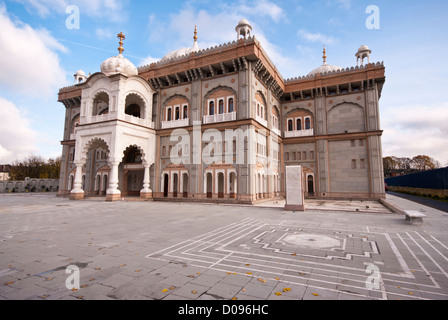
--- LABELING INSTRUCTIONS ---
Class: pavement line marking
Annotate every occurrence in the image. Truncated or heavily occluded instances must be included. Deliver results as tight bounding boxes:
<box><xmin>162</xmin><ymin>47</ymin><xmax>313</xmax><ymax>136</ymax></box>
<box><xmin>396</xmin><ymin>233</ymin><xmax>440</xmax><ymax>288</ymax></box>
<box><xmin>427</xmin><ymin>234</ymin><xmax>448</xmax><ymax>251</ymax></box>
<box><xmin>384</xmin><ymin>233</ymin><xmax>414</xmax><ymax>278</ymax></box>
<box><xmin>174</xmin><ymin>221</ymin><xmax>265</xmax><ymax>257</ymax></box>
<box><xmin>406</xmin><ymin>232</ymin><xmax>448</xmax><ymax>279</ymax></box>
<box><xmin>145</xmin><ymin>218</ymin><xmax>254</xmax><ymax>257</ymax></box>
<box><xmin>415</xmin><ymin>232</ymin><xmax>448</xmax><ymax>263</ymax></box>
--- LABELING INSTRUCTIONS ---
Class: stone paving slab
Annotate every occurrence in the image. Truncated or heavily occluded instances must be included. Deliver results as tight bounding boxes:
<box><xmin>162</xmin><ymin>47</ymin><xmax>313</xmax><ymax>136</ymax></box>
<box><xmin>1</xmin><ymin>193</ymin><xmax>448</xmax><ymax>302</ymax></box>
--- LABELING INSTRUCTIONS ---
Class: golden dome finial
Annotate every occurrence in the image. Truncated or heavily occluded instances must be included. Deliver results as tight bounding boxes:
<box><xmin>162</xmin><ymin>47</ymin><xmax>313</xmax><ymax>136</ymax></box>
<box><xmin>117</xmin><ymin>32</ymin><xmax>126</xmax><ymax>55</ymax></box>
<box><xmin>193</xmin><ymin>25</ymin><xmax>198</xmax><ymax>42</ymax></box>
<box><xmin>323</xmin><ymin>45</ymin><xmax>327</xmax><ymax>64</ymax></box>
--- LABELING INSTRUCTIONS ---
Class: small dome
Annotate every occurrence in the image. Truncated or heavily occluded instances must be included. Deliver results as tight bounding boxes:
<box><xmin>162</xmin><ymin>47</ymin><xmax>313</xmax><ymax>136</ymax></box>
<box><xmin>308</xmin><ymin>63</ymin><xmax>342</xmax><ymax>76</ymax></box>
<box><xmin>100</xmin><ymin>53</ymin><xmax>138</xmax><ymax>77</ymax></box>
<box><xmin>358</xmin><ymin>45</ymin><xmax>371</xmax><ymax>52</ymax></box>
<box><xmin>237</xmin><ymin>18</ymin><xmax>251</xmax><ymax>26</ymax></box>
<box><xmin>75</xmin><ymin>70</ymin><xmax>85</xmax><ymax>76</ymax></box>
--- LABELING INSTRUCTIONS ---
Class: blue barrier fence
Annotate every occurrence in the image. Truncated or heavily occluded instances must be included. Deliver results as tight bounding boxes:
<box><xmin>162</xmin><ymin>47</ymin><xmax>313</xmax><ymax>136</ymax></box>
<box><xmin>386</xmin><ymin>167</ymin><xmax>448</xmax><ymax>190</ymax></box>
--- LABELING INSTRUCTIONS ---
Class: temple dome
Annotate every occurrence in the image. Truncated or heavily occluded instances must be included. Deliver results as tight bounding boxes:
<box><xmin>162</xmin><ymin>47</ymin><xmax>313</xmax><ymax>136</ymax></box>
<box><xmin>100</xmin><ymin>32</ymin><xmax>138</xmax><ymax>77</ymax></box>
<box><xmin>161</xmin><ymin>26</ymin><xmax>199</xmax><ymax>62</ymax></box>
<box><xmin>100</xmin><ymin>53</ymin><xmax>138</xmax><ymax>77</ymax></box>
<box><xmin>307</xmin><ymin>63</ymin><xmax>342</xmax><ymax>76</ymax></box>
<box><xmin>161</xmin><ymin>45</ymin><xmax>198</xmax><ymax>62</ymax></box>
<box><xmin>308</xmin><ymin>46</ymin><xmax>342</xmax><ymax>76</ymax></box>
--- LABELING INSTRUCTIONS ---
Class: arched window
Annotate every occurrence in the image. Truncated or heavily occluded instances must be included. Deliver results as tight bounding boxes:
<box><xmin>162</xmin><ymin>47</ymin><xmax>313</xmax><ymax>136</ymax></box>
<box><xmin>175</xmin><ymin>106</ymin><xmax>180</xmax><ymax>120</ymax></box>
<box><xmin>167</xmin><ymin>108</ymin><xmax>172</xmax><ymax>121</ymax></box>
<box><xmin>296</xmin><ymin>118</ymin><xmax>302</xmax><ymax>131</ymax></box>
<box><xmin>218</xmin><ymin>100</ymin><xmax>224</xmax><ymax>114</ymax></box>
<box><xmin>228</xmin><ymin>98</ymin><xmax>234</xmax><ymax>113</ymax></box>
<box><xmin>125</xmin><ymin>104</ymin><xmax>141</xmax><ymax>118</ymax></box>
<box><xmin>125</xmin><ymin>93</ymin><xmax>145</xmax><ymax>119</ymax></box>
<box><xmin>183</xmin><ymin>105</ymin><xmax>188</xmax><ymax>119</ymax></box>
<box><xmin>305</xmin><ymin>117</ymin><xmax>311</xmax><ymax>130</ymax></box>
<box><xmin>209</xmin><ymin>101</ymin><xmax>215</xmax><ymax>115</ymax></box>
<box><xmin>288</xmin><ymin>119</ymin><xmax>293</xmax><ymax>131</ymax></box>
<box><xmin>124</xmin><ymin>147</ymin><xmax>142</xmax><ymax>164</ymax></box>
<box><xmin>92</xmin><ymin>92</ymin><xmax>109</xmax><ymax>116</ymax></box>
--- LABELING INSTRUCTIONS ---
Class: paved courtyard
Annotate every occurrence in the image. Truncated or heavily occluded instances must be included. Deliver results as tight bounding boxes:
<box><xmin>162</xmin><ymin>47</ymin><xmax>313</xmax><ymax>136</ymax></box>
<box><xmin>1</xmin><ymin>193</ymin><xmax>448</xmax><ymax>301</ymax></box>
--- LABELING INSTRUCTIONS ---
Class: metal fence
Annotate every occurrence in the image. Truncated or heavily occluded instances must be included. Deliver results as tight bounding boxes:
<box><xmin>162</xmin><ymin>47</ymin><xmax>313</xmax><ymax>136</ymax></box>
<box><xmin>386</xmin><ymin>167</ymin><xmax>448</xmax><ymax>190</ymax></box>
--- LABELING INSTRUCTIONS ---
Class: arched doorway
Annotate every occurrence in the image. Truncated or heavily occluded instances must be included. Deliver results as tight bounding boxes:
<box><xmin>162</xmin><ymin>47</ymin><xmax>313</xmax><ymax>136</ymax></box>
<box><xmin>173</xmin><ymin>173</ymin><xmax>178</xmax><ymax>198</ymax></box>
<box><xmin>102</xmin><ymin>175</ymin><xmax>108</xmax><ymax>195</ymax></box>
<box><xmin>307</xmin><ymin>175</ymin><xmax>314</xmax><ymax>196</ymax></box>
<box><xmin>206</xmin><ymin>173</ymin><xmax>213</xmax><ymax>198</ymax></box>
<box><xmin>229</xmin><ymin>172</ymin><xmax>236</xmax><ymax>199</ymax></box>
<box><xmin>182</xmin><ymin>173</ymin><xmax>188</xmax><ymax>198</ymax></box>
<box><xmin>163</xmin><ymin>174</ymin><xmax>169</xmax><ymax>198</ymax></box>
<box><xmin>217</xmin><ymin>172</ymin><xmax>224</xmax><ymax>198</ymax></box>
<box><xmin>122</xmin><ymin>146</ymin><xmax>144</xmax><ymax>197</ymax></box>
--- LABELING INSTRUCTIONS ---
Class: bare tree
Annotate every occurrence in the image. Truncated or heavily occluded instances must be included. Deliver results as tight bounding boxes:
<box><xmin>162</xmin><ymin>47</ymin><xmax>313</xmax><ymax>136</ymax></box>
<box><xmin>9</xmin><ymin>156</ymin><xmax>60</xmax><ymax>180</ymax></box>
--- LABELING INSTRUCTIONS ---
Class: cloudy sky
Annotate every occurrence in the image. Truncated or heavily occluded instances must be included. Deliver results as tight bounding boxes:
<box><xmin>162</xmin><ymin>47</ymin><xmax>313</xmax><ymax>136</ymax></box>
<box><xmin>0</xmin><ymin>0</ymin><xmax>447</xmax><ymax>165</ymax></box>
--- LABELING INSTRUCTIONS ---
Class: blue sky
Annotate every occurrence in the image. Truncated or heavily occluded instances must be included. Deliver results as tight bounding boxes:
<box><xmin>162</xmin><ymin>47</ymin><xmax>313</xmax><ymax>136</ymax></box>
<box><xmin>1</xmin><ymin>0</ymin><xmax>447</xmax><ymax>165</ymax></box>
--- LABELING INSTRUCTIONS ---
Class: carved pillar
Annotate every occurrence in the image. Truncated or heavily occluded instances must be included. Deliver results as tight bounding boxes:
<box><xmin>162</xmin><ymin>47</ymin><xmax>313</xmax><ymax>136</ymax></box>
<box><xmin>106</xmin><ymin>161</ymin><xmax>121</xmax><ymax>201</ymax></box>
<box><xmin>70</xmin><ymin>162</ymin><xmax>85</xmax><ymax>200</ymax></box>
<box><xmin>140</xmin><ymin>164</ymin><xmax>152</xmax><ymax>199</ymax></box>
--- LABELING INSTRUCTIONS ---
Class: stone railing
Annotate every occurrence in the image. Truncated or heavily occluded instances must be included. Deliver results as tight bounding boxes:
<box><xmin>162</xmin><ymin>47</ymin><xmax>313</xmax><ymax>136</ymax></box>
<box><xmin>161</xmin><ymin>118</ymin><xmax>189</xmax><ymax>129</ymax></box>
<box><xmin>203</xmin><ymin>112</ymin><xmax>236</xmax><ymax>124</ymax></box>
<box><xmin>284</xmin><ymin>128</ymin><xmax>314</xmax><ymax>138</ymax></box>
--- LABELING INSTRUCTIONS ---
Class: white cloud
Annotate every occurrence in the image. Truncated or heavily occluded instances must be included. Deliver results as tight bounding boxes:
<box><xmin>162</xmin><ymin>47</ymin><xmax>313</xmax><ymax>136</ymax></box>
<box><xmin>334</xmin><ymin>0</ymin><xmax>351</xmax><ymax>9</ymax></box>
<box><xmin>381</xmin><ymin>103</ymin><xmax>448</xmax><ymax>163</ymax></box>
<box><xmin>0</xmin><ymin>97</ymin><xmax>39</xmax><ymax>163</ymax></box>
<box><xmin>297</xmin><ymin>29</ymin><xmax>337</xmax><ymax>45</ymax></box>
<box><xmin>237</xmin><ymin>0</ymin><xmax>284</xmax><ymax>22</ymax></box>
<box><xmin>15</xmin><ymin>0</ymin><xmax>126</xmax><ymax>21</ymax></box>
<box><xmin>0</xmin><ymin>5</ymin><xmax>68</xmax><ymax>98</ymax></box>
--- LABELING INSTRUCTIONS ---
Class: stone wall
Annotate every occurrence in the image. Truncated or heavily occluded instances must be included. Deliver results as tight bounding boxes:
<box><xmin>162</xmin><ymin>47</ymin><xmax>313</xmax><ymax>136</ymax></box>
<box><xmin>0</xmin><ymin>177</ymin><xmax>59</xmax><ymax>193</ymax></box>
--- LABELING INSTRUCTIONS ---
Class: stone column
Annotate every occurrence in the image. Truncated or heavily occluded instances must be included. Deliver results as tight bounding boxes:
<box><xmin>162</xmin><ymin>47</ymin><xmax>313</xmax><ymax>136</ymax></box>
<box><xmin>70</xmin><ymin>162</ymin><xmax>85</xmax><ymax>200</ymax></box>
<box><xmin>140</xmin><ymin>164</ymin><xmax>152</xmax><ymax>199</ymax></box>
<box><xmin>284</xmin><ymin>165</ymin><xmax>305</xmax><ymax>211</ymax></box>
<box><xmin>106</xmin><ymin>161</ymin><xmax>121</xmax><ymax>201</ymax></box>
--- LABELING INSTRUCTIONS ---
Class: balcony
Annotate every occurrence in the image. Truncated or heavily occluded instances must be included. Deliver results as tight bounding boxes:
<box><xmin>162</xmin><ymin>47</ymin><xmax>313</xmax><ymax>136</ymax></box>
<box><xmin>284</xmin><ymin>128</ymin><xmax>314</xmax><ymax>138</ymax></box>
<box><xmin>80</xmin><ymin>113</ymin><xmax>154</xmax><ymax>129</ymax></box>
<box><xmin>271</xmin><ymin>127</ymin><xmax>281</xmax><ymax>136</ymax></box>
<box><xmin>203</xmin><ymin>112</ymin><xmax>236</xmax><ymax>124</ymax></box>
<box><xmin>124</xmin><ymin>114</ymin><xmax>151</xmax><ymax>127</ymax></box>
<box><xmin>162</xmin><ymin>118</ymin><xmax>189</xmax><ymax>129</ymax></box>
<box><xmin>255</xmin><ymin>115</ymin><xmax>268</xmax><ymax>127</ymax></box>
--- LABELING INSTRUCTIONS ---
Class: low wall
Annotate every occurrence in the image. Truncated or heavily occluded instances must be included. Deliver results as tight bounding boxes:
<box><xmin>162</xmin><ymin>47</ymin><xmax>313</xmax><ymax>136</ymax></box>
<box><xmin>388</xmin><ymin>186</ymin><xmax>448</xmax><ymax>199</ymax></box>
<box><xmin>0</xmin><ymin>177</ymin><xmax>59</xmax><ymax>193</ymax></box>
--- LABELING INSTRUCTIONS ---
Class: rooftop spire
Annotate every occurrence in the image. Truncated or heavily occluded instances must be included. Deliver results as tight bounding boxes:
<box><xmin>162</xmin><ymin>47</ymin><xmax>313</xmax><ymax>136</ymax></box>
<box><xmin>323</xmin><ymin>45</ymin><xmax>327</xmax><ymax>64</ymax></box>
<box><xmin>117</xmin><ymin>32</ymin><xmax>126</xmax><ymax>55</ymax></box>
<box><xmin>193</xmin><ymin>25</ymin><xmax>198</xmax><ymax>42</ymax></box>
